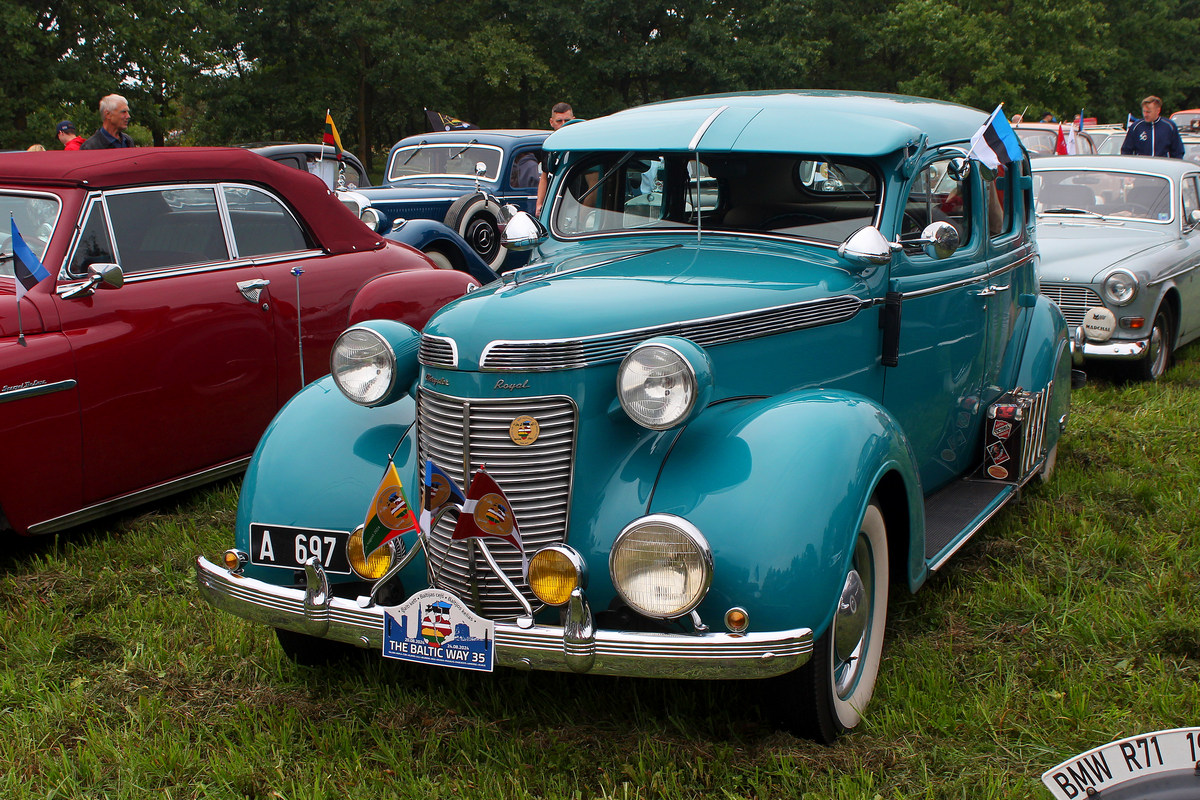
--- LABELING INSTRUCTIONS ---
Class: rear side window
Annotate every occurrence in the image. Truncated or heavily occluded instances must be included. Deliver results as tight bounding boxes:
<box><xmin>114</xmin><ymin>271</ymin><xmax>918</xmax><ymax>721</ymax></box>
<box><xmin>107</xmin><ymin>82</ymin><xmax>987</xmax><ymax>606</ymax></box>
<box><xmin>223</xmin><ymin>186</ymin><xmax>309</xmax><ymax>257</ymax></box>
<box><xmin>105</xmin><ymin>188</ymin><xmax>229</xmax><ymax>273</ymax></box>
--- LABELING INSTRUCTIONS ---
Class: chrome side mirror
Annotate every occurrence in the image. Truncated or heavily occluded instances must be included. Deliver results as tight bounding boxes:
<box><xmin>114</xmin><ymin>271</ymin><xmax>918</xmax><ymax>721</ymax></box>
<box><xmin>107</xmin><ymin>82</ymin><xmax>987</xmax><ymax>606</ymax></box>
<box><xmin>839</xmin><ymin>226</ymin><xmax>896</xmax><ymax>266</ymax></box>
<box><xmin>501</xmin><ymin>208</ymin><xmax>548</xmax><ymax>251</ymax></box>
<box><xmin>62</xmin><ymin>262</ymin><xmax>124</xmax><ymax>300</ymax></box>
<box><xmin>916</xmin><ymin>220</ymin><xmax>961</xmax><ymax>259</ymax></box>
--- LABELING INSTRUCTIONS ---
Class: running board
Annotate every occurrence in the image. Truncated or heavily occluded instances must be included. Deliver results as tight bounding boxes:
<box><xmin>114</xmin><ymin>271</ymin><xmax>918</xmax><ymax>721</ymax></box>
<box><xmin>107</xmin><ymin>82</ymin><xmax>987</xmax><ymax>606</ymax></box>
<box><xmin>923</xmin><ymin>479</ymin><xmax>1015</xmax><ymax>570</ymax></box>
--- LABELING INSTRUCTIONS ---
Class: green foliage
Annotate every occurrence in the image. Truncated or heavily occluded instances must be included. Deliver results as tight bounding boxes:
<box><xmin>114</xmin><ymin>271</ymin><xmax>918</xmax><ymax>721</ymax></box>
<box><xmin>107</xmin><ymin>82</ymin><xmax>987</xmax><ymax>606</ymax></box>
<box><xmin>9</xmin><ymin>0</ymin><xmax>1200</xmax><ymax>154</ymax></box>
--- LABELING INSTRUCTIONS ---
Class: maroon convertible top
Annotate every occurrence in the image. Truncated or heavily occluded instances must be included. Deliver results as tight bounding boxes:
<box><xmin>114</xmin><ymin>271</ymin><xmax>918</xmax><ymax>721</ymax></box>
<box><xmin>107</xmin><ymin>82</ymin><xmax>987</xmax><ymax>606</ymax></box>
<box><xmin>0</xmin><ymin>147</ymin><xmax>384</xmax><ymax>256</ymax></box>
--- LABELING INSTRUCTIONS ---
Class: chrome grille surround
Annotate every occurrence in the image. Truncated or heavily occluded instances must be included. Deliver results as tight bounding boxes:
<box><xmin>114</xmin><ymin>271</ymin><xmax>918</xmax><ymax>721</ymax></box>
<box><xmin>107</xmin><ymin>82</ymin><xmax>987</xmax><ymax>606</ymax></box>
<box><xmin>479</xmin><ymin>294</ymin><xmax>866</xmax><ymax>372</ymax></box>
<box><xmin>418</xmin><ymin>388</ymin><xmax>577</xmax><ymax>620</ymax></box>
<box><xmin>1040</xmin><ymin>284</ymin><xmax>1103</xmax><ymax>330</ymax></box>
<box><xmin>419</xmin><ymin>335</ymin><xmax>458</xmax><ymax>368</ymax></box>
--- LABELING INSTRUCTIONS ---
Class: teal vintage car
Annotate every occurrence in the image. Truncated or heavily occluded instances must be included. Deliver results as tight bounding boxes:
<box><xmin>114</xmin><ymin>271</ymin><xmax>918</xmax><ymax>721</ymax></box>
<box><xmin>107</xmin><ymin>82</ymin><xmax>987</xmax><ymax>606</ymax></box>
<box><xmin>196</xmin><ymin>91</ymin><xmax>1072</xmax><ymax>742</ymax></box>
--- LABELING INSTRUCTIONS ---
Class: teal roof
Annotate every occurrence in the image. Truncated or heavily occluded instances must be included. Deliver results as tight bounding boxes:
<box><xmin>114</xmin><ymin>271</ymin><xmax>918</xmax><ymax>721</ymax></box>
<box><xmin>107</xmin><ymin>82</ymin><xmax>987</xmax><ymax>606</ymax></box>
<box><xmin>546</xmin><ymin>90</ymin><xmax>988</xmax><ymax>157</ymax></box>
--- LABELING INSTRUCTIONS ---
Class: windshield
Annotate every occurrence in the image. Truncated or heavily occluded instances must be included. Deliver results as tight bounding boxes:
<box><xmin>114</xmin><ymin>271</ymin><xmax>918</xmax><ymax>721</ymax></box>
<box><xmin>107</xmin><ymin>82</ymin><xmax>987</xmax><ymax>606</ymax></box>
<box><xmin>0</xmin><ymin>194</ymin><xmax>60</xmax><ymax>278</ymax></box>
<box><xmin>386</xmin><ymin>143</ymin><xmax>503</xmax><ymax>183</ymax></box>
<box><xmin>551</xmin><ymin>152</ymin><xmax>881</xmax><ymax>244</ymax></box>
<box><xmin>1034</xmin><ymin>170</ymin><xmax>1172</xmax><ymax>221</ymax></box>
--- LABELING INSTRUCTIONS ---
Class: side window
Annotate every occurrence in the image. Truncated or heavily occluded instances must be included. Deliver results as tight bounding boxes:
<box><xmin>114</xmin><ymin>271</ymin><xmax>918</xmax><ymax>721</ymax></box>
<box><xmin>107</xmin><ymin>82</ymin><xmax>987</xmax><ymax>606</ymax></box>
<box><xmin>510</xmin><ymin>150</ymin><xmax>541</xmax><ymax>189</ymax></box>
<box><xmin>903</xmin><ymin>158</ymin><xmax>972</xmax><ymax>247</ymax></box>
<box><xmin>223</xmin><ymin>186</ymin><xmax>310</xmax><ymax>257</ymax></box>
<box><xmin>105</xmin><ymin>188</ymin><xmax>228</xmax><ymax>273</ymax></box>
<box><xmin>69</xmin><ymin>200</ymin><xmax>115</xmax><ymax>275</ymax></box>
<box><xmin>1182</xmin><ymin>176</ymin><xmax>1199</xmax><ymax>219</ymax></box>
<box><xmin>986</xmin><ymin>165</ymin><xmax>1013</xmax><ymax>238</ymax></box>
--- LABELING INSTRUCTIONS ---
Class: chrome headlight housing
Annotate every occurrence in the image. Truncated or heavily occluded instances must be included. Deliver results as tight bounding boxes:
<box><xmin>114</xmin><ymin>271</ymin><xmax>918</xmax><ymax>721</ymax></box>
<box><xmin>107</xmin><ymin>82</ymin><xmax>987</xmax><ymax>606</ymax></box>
<box><xmin>330</xmin><ymin>321</ymin><xmax>420</xmax><ymax>407</ymax></box>
<box><xmin>1102</xmin><ymin>269</ymin><xmax>1138</xmax><ymax>306</ymax></box>
<box><xmin>609</xmin><ymin>515</ymin><xmax>713</xmax><ymax>619</ymax></box>
<box><xmin>617</xmin><ymin>337</ymin><xmax>713</xmax><ymax>430</ymax></box>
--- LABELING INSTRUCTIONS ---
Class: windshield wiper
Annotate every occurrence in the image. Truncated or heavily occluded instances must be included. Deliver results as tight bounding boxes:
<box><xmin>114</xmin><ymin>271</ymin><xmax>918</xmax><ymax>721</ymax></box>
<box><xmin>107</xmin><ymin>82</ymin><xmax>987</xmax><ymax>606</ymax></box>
<box><xmin>1041</xmin><ymin>207</ymin><xmax>1106</xmax><ymax>219</ymax></box>
<box><xmin>447</xmin><ymin>139</ymin><xmax>479</xmax><ymax>161</ymax></box>
<box><xmin>400</xmin><ymin>140</ymin><xmax>429</xmax><ymax>167</ymax></box>
<box><xmin>577</xmin><ymin>151</ymin><xmax>636</xmax><ymax>206</ymax></box>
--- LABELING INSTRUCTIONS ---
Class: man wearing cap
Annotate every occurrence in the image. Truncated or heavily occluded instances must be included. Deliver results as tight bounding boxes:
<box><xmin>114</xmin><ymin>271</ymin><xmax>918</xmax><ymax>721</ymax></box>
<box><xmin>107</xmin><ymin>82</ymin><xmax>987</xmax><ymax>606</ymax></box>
<box><xmin>80</xmin><ymin>94</ymin><xmax>135</xmax><ymax>150</ymax></box>
<box><xmin>56</xmin><ymin>121</ymin><xmax>85</xmax><ymax>151</ymax></box>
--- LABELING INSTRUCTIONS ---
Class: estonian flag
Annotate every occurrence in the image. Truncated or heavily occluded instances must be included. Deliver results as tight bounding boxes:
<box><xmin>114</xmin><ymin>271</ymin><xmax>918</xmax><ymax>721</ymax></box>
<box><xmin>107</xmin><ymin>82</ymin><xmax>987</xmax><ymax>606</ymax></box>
<box><xmin>11</xmin><ymin>217</ymin><xmax>50</xmax><ymax>303</ymax></box>
<box><xmin>967</xmin><ymin>105</ymin><xmax>1024</xmax><ymax>170</ymax></box>
<box><xmin>419</xmin><ymin>459</ymin><xmax>467</xmax><ymax>533</ymax></box>
<box><xmin>322</xmin><ymin>110</ymin><xmax>344</xmax><ymax>159</ymax></box>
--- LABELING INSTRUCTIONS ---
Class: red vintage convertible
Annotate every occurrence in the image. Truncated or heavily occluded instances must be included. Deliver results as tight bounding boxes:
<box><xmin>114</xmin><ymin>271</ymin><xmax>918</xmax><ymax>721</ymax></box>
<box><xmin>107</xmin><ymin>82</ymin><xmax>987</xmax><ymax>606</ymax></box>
<box><xmin>1</xmin><ymin>148</ymin><xmax>487</xmax><ymax>536</ymax></box>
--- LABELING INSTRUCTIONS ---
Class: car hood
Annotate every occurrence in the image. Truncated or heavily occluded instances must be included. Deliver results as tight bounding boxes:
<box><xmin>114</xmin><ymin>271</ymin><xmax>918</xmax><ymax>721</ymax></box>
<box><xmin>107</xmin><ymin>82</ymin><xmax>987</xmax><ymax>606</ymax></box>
<box><xmin>358</xmin><ymin>180</ymin><xmax>490</xmax><ymax>201</ymax></box>
<box><xmin>424</xmin><ymin>238</ymin><xmax>868</xmax><ymax>368</ymax></box>
<box><xmin>1036</xmin><ymin>223</ymin><xmax>1171</xmax><ymax>283</ymax></box>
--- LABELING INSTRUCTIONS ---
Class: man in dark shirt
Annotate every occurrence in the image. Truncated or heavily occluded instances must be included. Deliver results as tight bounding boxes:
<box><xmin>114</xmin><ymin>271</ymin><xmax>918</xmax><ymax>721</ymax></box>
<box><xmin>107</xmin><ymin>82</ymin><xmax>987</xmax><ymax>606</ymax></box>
<box><xmin>80</xmin><ymin>94</ymin><xmax>135</xmax><ymax>150</ymax></box>
<box><xmin>1121</xmin><ymin>95</ymin><xmax>1184</xmax><ymax>158</ymax></box>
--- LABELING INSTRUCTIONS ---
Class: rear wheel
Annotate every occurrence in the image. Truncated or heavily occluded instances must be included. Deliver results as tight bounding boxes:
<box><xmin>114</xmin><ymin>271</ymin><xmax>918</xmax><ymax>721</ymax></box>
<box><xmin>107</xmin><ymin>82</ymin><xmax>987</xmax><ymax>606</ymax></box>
<box><xmin>771</xmin><ymin>501</ymin><xmax>889</xmax><ymax>743</ymax></box>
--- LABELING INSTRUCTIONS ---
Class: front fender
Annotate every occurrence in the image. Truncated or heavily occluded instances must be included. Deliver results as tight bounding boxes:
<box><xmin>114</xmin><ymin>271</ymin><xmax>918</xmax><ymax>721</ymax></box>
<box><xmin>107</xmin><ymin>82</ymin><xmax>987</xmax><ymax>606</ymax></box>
<box><xmin>647</xmin><ymin>390</ymin><xmax>924</xmax><ymax>637</ymax></box>
<box><xmin>234</xmin><ymin>376</ymin><xmax>420</xmax><ymax>583</ymax></box>
<box><xmin>1016</xmin><ymin>295</ymin><xmax>1072</xmax><ymax>450</ymax></box>
<box><xmin>348</xmin><ymin>263</ymin><xmax>481</xmax><ymax>330</ymax></box>
<box><xmin>385</xmin><ymin>219</ymin><xmax>498</xmax><ymax>284</ymax></box>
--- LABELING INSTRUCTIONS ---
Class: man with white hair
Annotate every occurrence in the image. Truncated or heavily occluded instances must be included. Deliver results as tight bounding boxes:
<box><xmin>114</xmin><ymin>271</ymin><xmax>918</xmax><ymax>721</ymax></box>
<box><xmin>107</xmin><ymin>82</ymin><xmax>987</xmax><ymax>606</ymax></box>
<box><xmin>80</xmin><ymin>94</ymin><xmax>135</xmax><ymax>150</ymax></box>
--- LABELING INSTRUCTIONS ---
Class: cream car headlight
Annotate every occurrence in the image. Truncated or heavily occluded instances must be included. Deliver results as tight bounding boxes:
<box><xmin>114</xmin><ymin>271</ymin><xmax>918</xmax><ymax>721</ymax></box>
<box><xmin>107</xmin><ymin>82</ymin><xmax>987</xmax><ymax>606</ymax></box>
<box><xmin>1102</xmin><ymin>269</ymin><xmax>1138</xmax><ymax>306</ymax></box>
<box><xmin>617</xmin><ymin>337</ymin><xmax>713</xmax><ymax>430</ymax></box>
<box><xmin>609</xmin><ymin>515</ymin><xmax>713</xmax><ymax>619</ymax></box>
<box><xmin>330</xmin><ymin>322</ymin><xmax>421</xmax><ymax>407</ymax></box>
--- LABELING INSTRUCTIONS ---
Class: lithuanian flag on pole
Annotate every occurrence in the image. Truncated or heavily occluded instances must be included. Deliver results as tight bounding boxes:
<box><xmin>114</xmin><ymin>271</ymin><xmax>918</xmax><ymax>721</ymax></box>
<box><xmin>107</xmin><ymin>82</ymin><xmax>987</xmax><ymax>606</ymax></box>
<box><xmin>363</xmin><ymin>459</ymin><xmax>419</xmax><ymax>555</ymax></box>
<box><xmin>323</xmin><ymin>110</ymin><xmax>343</xmax><ymax>159</ymax></box>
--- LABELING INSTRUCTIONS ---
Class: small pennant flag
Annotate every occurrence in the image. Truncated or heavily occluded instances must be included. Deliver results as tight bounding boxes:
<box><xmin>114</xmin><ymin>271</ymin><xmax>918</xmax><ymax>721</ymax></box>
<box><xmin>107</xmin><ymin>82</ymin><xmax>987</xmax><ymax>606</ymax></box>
<box><xmin>11</xmin><ymin>217</ymin><xmax>51</xmax><ymax>303</ymax></box>
<box><xmin>967</xmin><ymin>104</ymin><xmax>1024</xmax><ymax>170</ymax></box>
<box><xmin>425</xmin><ymin>108</ymin><xmax>479</xmax><ymax>132</ymax></box>
<box><xmin>452</xmin><ymin>468</ymin><xmax>525</xmax><ymax>571</ymax></box>
<box><xmin>1055</xmin><ymin>125</ymin><xmax>1068</xmax><ymax>155</ymax></box>
<box><xmin>419</xmin><ymin>459</ymin><xmax>466</xmax><ymax>533</ymax></box>
<box><xmin>363</xmin><ymin>459</ymin><xmax>419</xmax><ymax>555</ymax></box>
<box><xmin>323</xmin><ymin>110</ymin><xmax>343</xmax><ymax>159</ymax></box>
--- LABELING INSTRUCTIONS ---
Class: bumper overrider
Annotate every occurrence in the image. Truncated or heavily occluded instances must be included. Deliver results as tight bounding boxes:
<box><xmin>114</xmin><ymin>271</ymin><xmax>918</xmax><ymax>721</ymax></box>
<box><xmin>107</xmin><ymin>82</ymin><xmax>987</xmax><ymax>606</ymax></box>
<box><xmin>194</xmin><ymin>556</ymin><xmax>813</xmax><ymax>680</ymax></box>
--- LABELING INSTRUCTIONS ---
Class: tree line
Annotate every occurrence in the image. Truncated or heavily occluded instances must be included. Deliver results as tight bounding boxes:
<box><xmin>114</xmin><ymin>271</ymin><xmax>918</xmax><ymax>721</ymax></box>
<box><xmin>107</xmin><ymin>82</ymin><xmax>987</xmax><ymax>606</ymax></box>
<box><xmin>5</xmin><ymin>0</ymin><xmax>1200</xmax><ymax>171</ymax></box>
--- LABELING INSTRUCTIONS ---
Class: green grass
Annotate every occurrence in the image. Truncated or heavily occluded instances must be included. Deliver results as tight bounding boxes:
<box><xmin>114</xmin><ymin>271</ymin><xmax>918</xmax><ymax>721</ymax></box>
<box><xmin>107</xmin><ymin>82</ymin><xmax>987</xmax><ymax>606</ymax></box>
<box><xmin>3</xmin><ymin>343</ymin><xmax>1199</xmax><ymax>799</ymax></box>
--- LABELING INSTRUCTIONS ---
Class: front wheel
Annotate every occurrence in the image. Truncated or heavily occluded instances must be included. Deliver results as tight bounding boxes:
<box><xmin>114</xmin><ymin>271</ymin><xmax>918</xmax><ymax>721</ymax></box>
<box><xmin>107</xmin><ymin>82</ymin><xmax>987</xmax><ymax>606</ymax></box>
<box><xmin>1125</xmin><ymin>306</ymin><xmax>1173</xmax><ymax>382</ymax></box>
<box><xmin>444</xmin><ymin>193</ymin><xmax>506</xmax><ymax>270</ymax></box>
<box><xmin>770</xmin><ymin>501</ymin><xmax>889</xmax><ymax>743</ymax></box>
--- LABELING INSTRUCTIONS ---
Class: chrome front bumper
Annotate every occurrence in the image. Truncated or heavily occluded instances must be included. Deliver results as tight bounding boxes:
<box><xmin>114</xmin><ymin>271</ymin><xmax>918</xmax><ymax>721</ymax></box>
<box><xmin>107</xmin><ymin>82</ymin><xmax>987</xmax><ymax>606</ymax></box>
<box><xmin>1071</xmin><ymin>325</ymin><xmax>1148</xmax><ymax>362</ymax></box>
<box><xmin>195</xmin><ymin>556</ymin><xmax>813</xmax><ymax>680</ymax></box>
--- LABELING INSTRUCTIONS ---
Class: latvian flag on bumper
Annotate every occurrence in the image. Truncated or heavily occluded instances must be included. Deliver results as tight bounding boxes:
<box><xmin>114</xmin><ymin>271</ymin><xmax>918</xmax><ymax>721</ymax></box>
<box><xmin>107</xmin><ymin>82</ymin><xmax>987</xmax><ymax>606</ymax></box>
<box><xmin>967</xmin><ymin>105</ymin><xmax>1024</xmax><ymax>170</ymax></box>
<box><xmin>11</xmin><ymin>217</ymin><xmax>50</xmax><ymax>302</ymax></box>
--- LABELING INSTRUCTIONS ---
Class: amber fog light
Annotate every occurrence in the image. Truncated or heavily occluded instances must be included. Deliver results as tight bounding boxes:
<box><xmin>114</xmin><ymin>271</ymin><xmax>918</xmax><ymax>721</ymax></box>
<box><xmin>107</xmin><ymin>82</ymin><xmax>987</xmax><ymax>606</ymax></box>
<box><xmin>724</xmin><ymin>607</ymin><xmax>749</xmax><ymax>633</ymax></box>
<box><xmin>347</xmin><ymin>525</ymin><xmax>395</xmax><ymax>580</ymax></box>
<box><xmin>223</xmin><ymin>549</ymin><xmax>247</xmax><ymax>573</ymax></box>
<box><xmin>529</xmin><ymin>546</ymin><xmax>587</xmax><ymax>606</ymax></box>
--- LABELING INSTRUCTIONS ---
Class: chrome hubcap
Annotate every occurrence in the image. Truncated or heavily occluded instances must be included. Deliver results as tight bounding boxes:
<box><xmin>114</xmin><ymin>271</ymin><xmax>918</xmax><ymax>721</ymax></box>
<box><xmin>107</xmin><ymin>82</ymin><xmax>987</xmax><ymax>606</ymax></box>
<box><xmin>833</xmin><ymin>536</ymin><xmax>874</xmax><ymax>698</ymax></box>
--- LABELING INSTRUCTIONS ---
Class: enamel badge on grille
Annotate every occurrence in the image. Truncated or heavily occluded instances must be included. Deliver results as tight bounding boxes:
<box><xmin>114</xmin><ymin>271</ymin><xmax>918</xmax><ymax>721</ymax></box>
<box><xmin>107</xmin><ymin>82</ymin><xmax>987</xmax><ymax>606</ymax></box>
<box><xmin>509</xmin><ymin>415</ymin><xmax>540</xmax><ymax>446</ymax></box>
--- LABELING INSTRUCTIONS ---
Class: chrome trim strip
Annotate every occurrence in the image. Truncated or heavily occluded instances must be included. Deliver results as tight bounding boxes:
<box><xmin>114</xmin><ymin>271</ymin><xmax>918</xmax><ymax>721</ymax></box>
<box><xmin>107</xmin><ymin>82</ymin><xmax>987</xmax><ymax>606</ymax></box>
<box><xmin>418</xmin><ymin>334</ymin><xmax>459</xmax><ymax>368</ymax></box>
<box><xmin>900</xmin><ymin>253</ymin><xmax>1037</xmax><ymax>301</ymax></box>
<box><xmin>479</xmin><ymin>295</ymin><xmax>866</xmax><ymax>371</ymax></box>
<box><xmin>689</xmin><ymin>106</ymin><xmax>729</xmax><ymax>151</ymax></box>
<box><xmin>27</xmin><ymin>458</ymin><xmax>249</xmax><ymax>535</ymax></box>
<box><xmin>0</xmin><ymin>379</ymin><xmax>76</xmax><ymax>405</ymax></box>
<box><xmin>195</xmin><ymin>556</ymin><xmax>813</xmax><ymax>679</ymax></box>
<box><xmin>1148</xmin><ymin>261</ymin><xmax>1200</xmax><ymax>287</ymax></box>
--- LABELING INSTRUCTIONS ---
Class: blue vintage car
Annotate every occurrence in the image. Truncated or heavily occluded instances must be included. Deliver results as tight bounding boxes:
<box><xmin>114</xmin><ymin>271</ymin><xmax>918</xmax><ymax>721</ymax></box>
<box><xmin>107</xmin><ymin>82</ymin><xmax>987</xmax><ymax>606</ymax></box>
<box><xmin>1033</xmin><ymin>155</ymin><xmax>1200</xmax><ymax>380</ymax></box>
<box><xmin>342</xmin><ymin>129</ymin><xmax>548</xmax><ymax>271</ymax></box>
<box><xmin>196</xmin><ymin>91</ymin><xmax>1072</xmax><ymax>741</ymax></box>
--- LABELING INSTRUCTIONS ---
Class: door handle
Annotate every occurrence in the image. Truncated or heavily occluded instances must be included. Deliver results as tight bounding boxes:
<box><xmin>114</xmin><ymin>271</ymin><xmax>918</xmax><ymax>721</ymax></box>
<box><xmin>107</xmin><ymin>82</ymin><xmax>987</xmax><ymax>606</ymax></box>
<box><xmin>237</xmin><ymin>278</ymin><xmax>270</xmax><ymax>303</ymax></box>
<box><xmin>974</xmin><ymin>284</ymin><xmax>1010</xmax><ymax>298</ymax></box>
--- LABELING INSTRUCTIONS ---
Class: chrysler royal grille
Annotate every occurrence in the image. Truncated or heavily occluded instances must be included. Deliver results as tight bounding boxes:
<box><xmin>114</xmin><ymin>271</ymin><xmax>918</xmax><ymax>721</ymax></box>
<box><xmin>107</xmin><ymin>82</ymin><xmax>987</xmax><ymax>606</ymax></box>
<box><xmin>1039</xmin><ymin>285</ymin><xmax>1103</xmax><ymax>330</ymax></box>
<box><xmin>420</xmin><ymin>295</ymin><xmax>865</xmax><ymax>372</ymax></box>
<box><xmin>417</xmin><ymin>388</ymin><xmax>577</xmax><ymax>620</ymax></box>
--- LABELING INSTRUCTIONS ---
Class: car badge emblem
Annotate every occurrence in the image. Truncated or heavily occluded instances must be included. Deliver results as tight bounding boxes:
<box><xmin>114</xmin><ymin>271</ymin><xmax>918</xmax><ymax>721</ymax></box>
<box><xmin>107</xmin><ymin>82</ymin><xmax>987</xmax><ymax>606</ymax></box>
<box><xmin>509</xmin><ymin>415</ymin><xmax>540</xmax><ymax>446</ymax></box>
<box><xmin>474</xmin><ymin>494</ymin><xmax>516</xmax><ymax>537</ymax></box>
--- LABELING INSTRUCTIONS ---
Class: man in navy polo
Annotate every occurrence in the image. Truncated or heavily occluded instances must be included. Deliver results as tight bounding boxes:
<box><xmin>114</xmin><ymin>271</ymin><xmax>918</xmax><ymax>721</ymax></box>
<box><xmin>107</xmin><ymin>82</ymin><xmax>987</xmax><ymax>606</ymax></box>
<box><xmin>80</xmin><ymin>94</ymin><xmax>135</xmax><ymax>150</ymax></box>
<box><xmin>1121</xmin><ymin>95</ymin><xmax>1184</xmax><ymax>158</ymax></box>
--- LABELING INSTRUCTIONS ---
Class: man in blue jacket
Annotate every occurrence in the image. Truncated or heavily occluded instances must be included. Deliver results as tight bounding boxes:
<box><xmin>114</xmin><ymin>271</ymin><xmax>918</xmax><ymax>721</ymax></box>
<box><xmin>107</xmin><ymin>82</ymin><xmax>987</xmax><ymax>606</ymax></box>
<box><xmin>1121</xmin><ymin>96</ymin><xmax>1184</xmax><ymax>158</ymax></box>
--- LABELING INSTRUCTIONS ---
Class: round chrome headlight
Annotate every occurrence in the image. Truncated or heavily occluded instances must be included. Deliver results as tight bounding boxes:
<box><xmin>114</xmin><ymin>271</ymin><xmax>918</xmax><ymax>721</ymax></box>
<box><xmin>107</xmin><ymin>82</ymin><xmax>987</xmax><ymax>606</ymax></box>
<box><xmin>1102</xmin><ymin>269</ymin><xmax>1138</xmax><ymax>306</ymax></box>
<box><xmin>609</xmin><ymin>515</ymin><xmax>712</xmax><ymax>619</ymax></box>
<box><xmin>617</xmin><ymin>337</ymin><xmax>712</xmax><ymax>430</ymax></box>
<box><xmin>360</xmin><ymin>206</ymin><xmax>383</xmax><ymax>232</ymax></box>
<box><xmin>331</xmin><ymin>327</ymin><xmax>395</xmax><ymax>406</ymax></box>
